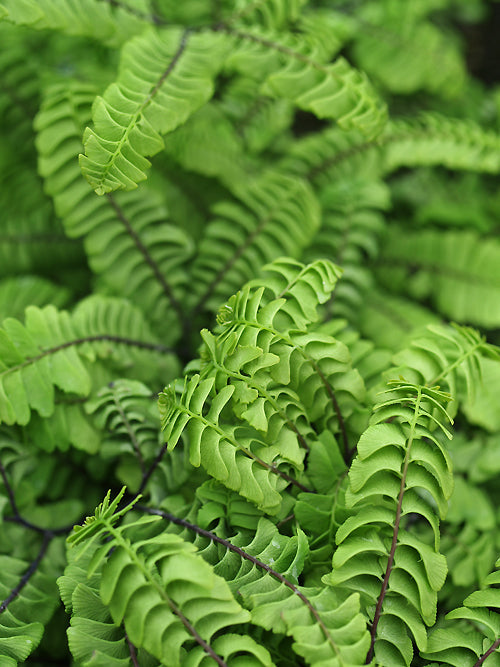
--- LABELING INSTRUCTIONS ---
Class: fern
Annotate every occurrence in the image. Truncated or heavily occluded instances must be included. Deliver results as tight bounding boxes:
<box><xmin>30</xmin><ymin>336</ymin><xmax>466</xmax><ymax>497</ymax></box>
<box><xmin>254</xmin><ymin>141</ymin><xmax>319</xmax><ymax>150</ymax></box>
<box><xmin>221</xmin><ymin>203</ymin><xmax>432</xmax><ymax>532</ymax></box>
<box><xmin>2</xmin><ymin>1</ymin><xmax>500</xmax><ymax>665</ymax></box>
<box><xmin>67</xmin><ymin>489</ymin><xmax>275</xmax><ymax>666</ymax></box>
<box><xmin>0</xmin><ymin>0</ymin><xmax>152</xmax><ymax>46</ymax></box>
<box><xmin>80</xmin><ymin>28</ymin><xmax>229</xmax><ymax>194</ymax></box>
<box><xmin>326</xmin><ymin>381</ymin><xmax>454</xmax><ymax>666</ymax></box>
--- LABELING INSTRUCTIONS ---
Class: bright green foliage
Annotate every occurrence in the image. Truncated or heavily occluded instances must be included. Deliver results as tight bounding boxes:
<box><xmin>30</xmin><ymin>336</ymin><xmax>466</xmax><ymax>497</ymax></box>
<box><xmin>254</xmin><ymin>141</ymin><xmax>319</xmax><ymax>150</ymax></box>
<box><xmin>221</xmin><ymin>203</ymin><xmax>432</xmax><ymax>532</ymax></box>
<box><xmin>423</xmin><ymin>559</ymin><xmax>500</xmax><ymax>665</ymax></box>
<box><xmin>67</xmin><ymin>491</ymin><xmax>275</xmax><ymax>666</ymax></box>
<box><xmin>1</xmin><ymin>1</ymin><xmax>500</xmax><ymax>666</ymax></box>
<box><xmin>80</xmin><ymin>28</ymin><xmax>229</xmax><ymax>194</ymax></box>
<box><xmin>0</xmin><ymin>0</ymin><xmax>151</xmax><ymax>45</ymax></box>
<box><xmin>326</xmin><ymin>383</ymin><xmax>454</xmax><ymax>665</ymax></box>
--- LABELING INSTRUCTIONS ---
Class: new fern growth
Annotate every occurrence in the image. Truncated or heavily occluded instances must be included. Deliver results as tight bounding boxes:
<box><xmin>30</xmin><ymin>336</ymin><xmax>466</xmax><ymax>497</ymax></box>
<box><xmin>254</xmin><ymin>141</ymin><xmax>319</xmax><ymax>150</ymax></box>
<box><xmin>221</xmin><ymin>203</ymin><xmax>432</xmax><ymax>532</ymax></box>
<box><xmin>1</xmin><ymin>1</ymin><xmax>500</xmax><ymax>665</ymax></box>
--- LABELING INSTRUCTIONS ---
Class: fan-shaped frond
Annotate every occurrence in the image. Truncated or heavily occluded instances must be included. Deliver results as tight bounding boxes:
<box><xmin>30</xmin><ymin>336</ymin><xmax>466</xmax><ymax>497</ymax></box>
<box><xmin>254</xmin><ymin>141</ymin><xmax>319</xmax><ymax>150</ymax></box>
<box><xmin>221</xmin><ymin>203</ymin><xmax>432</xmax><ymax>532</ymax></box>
<box><xmin>80</xmin><ymin>27</ymin><xmax>228</xmax><ymax>194</ymax></box>
<box><xmin>325</xmin><ymin>382</ymin><xmax>454</xmax><ymax>666</ymax></box>
<box><xmin>35</xmin><ymin>82</ymin><xmax>194</xmax><ymax>342</ymax></box>
<box><xmin>0</xmin><ymin>0</ymin><xmax>153</xmax><ymax>46</ymax></box>
<box><xmin>187</xmin><ymin>173</ymin><xmax>321</xmax><ymax>317</ymax></box>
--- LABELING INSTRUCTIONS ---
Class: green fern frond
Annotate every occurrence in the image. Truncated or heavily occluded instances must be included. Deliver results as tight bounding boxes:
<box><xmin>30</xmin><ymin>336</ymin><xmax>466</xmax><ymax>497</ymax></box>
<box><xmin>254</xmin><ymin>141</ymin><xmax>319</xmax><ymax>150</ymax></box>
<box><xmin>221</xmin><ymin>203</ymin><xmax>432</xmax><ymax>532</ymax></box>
<box><xmin>187</xmin><ymin>173</ymin><xmax>321</xmax><ymax>317</ymax></box>
<box><xmin>423</xmin><ymin>559</ymin><xmax>500</xmax><ymax>665</ymax></box>
<box><xmin>377</xmin><ymin>228</ymin><xmax>500</xmax><ymax>328</ymax></box>
<box><xmin>283</xmin><ymin>115</ymin><xmax>500</xmax><ymax>194</ymax></box>
<box><xmin>162</xmin><ymin>103</ymin><xmax>251</xmax><ymax>188</ymax></box>
<box><xmin>219</xmin><ymin>76</ymin><xmax>293</xmax><ymax>154</ymax></box>
<box><xmin>388</xmin><ymin>322</ymin><xmax>498</xmax><ymax>411</ymax></box>
<box><xmin>0</xmin><ymin>0</ymin><xmax>153</xmax><ymax>46</ymax></box>
<box><xmin>80</xmin><ymin>27</ymin><xmax>228</xmax><ymax>194</ymax></box>
<box><xmin>0</xmin><ymin>296</ymin><xmax>172</xmax><ymax>426</ymax></box>
<box><xmin>159</xmin><ymin>373</ymin><xmax>295</xmax><ymax>513</ymax></box>
<box><xmin>145</xmin><ymin>492</ymin><xmax>370</xmax><ymax>667</ymax></box>
<box><xmin>215</xmin><ymin>262</ymin><xmax>364</xmax><ymax>445</ymax></box>
<box><xmin>0</xmin><ymin>26</ymin><xmax>40</xmax><ymax>155</ymax></box>
<box><xmin>85</xmin><ymin>379</ymin><xmax>161</xmax><ymax>488</ymax></box>
<box><xmin>226</xmin><ymin>0</ymin><xmax>308</xmax><ymax>31</ymax></box>
<box><xmin>358</xmin><ymin>290</ymin><xmax>441</xmax><ymax>352</ymax></box>
<box><xmin>244</xmin><ymin>584</ymin><xmax>370</xmax><ymax>667</ymax></box>
<box><xmin>325</xmin><ymin>382</ymin><xmax>454</xmax><ymax>666</ymax></box>
<box><xmin>36</xmin><ymin>82</ymin><xmax>194</xmax><ymax>342</ymax></box>
<box><xmin>351</xmin><ymin>7</ymin><xmax>465</xmax><ymax>97</ymax></box>
<box><xmin>382</xmin><ymin>114</ymin><xmax>500</xmax><ymax>174</ymax></box>
<box><xmin>0</xmin><ymin>218</ymin><xmax>83</xmax><ymax>283</ymax></box>
<box><xmin>68</xmin><ymin>497</ymin><xmax>275</xmax><ymax>666</ymax></box>
<box><xmin>223</xmin><ymin>24</ymin><xmax>387</xmax><ymax>138</ymax></box>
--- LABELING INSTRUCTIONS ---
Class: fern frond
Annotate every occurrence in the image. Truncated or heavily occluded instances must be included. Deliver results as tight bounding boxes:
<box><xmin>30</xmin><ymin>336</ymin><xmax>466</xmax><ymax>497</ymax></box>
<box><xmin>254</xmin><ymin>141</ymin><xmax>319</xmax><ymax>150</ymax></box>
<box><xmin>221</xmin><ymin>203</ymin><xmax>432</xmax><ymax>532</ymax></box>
<box><xmin>244</xmin><ymin>584</ymin><xmax>370</xmax><ymax>667</ymax></box>
<box><xmin>219</xmin><ymin>76</ymin><xmax>293</xmax><ymax>154</ymax></box>
<box><xmin>303</xmin><ymin>179</ymin><xmax>388</xmax><ymax>321</ymax></box>
<box><xmin>0</xmin><ymin>0</ymin><xmax>153</xmax><ymax>46</ymax></box>
<box><xmin>145</xmin><ymin>496</ymin><xmax>370</xmax><ymax>667</ymax></box>
<box><xmin>282</xmin><ymin>114</ymin><xmax>500</xmax><ymax>192</ymax></box>
<box><xmin>85</xmin><ymin>379</ymin><xmax>160</xmax><ymax>487</ymax></box>
<box><xmin>68</xmin><ymin>497</ymin><xmax>274</xmax><ymax>666</ymax></box>
<box><xmin>358</xmin><ymin>289</ymin><xmax>441</xmax><ymax>352</ymax></box>
<box><xmin>159</xmin><ymin>374</ymin><xmax>296</xmax><ymax>513</ymax></box>
<box><xmin>35</xmin><ymin>82</ymin><xmax>194</xmax><ymax>341</ymax></box>
<box><xmin>423</xmin><ymin>559</ymin><xmax>500</xmax><ymax>666</ymax></box>
<box><xmin>0</xmin><ymin>26</ymin><xmax>40</xmax><ymax>157</ymax></box>
<box><xmin>215</xmin><ymin>261</ymin><xmax>364</xmax><ymax>446</ymax></box>
<box><xmin>0</xmin><ymin>296</ymin><xmax>171</xmax><ymax>426</ymax></box>
<box><xmin>351</xmin><ymin>8</ymin><xmax>465</xmax><ymax>97</ymax></box>
<box><xmin>162</xmin><ymin>103</ymin><xmax>251</xmax><ymax>188</ymax></box>
<box><xmin>223</xmin><ymin>24</ymin><xmax>387</xmax><ymax>138</ymax></box>
<box><xmin>383</xmin><ymin>114</ymin><xmax>500</xmax><ymax>173</ymax></box>
<box><xmin>225</xmin><ymin>0</ymin><xmax>308</xmax><ymax>31</ymax></box>
<box><xmin>60</xmin><ymin>539</ymin><xmax>189</xmax><ymax>666</ymax></box>
<box><xmin>80</xmin><ymin>28</ymin><xmax>228</xmax><ymax>194</ymax></box>
<box><xmin>187</xmin><ymin>173</ymin><xmax>321</xmax><ymax>317</ymax></box>
<box><xmin>388</xmin><ymin>322</ymin><xmax>497</xmax><ymax>411</ymax></box>
<box><xmin>377</xmin><ymin>228</ymin><xmax>500</xmax><ymax>328</ymax></box>
<box><xmin>325</xmin><ymin>382</ymin><xmax>454</xmax><ymax>666</ymax></box>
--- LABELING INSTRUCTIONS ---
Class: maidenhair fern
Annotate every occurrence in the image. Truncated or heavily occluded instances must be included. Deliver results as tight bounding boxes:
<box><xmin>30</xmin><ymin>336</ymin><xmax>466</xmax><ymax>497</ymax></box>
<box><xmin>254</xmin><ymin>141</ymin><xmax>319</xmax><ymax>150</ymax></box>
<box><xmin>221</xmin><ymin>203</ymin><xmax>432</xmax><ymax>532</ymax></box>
<box><xmin>1</xmin><ymin>1</ymin><xmax>500</xmax><ymax>665</ymax></box>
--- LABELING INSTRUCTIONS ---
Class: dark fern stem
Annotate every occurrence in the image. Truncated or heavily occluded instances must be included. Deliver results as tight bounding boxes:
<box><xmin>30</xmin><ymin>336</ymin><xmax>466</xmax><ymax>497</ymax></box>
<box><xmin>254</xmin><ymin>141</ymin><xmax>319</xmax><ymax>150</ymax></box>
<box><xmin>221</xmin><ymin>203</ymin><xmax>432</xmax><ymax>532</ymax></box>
<box><xmin>0</xmin><ymin>461</ymin><xmax>75</xmax><ymax>614</ymax></box>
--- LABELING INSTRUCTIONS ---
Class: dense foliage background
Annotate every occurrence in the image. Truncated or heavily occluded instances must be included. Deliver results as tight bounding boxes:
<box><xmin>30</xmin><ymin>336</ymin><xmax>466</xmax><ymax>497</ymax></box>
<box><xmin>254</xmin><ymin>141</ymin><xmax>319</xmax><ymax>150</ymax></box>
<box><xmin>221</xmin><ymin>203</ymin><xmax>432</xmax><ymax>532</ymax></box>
<box><xmin>1</xmin><ymin>1</ymin><xmax>500</xmax><ymax>665</ymax></box>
